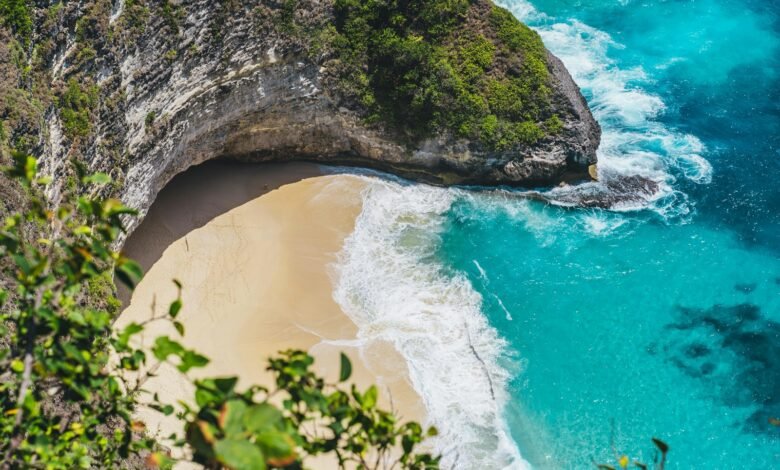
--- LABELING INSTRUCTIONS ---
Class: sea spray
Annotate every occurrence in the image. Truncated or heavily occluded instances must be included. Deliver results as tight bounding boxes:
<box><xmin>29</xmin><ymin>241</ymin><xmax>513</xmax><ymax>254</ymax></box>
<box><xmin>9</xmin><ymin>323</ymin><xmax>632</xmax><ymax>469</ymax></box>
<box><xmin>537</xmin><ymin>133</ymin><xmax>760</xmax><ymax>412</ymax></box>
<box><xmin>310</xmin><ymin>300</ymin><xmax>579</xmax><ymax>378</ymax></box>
<box><xmin>333</xmin><ymin>178</ymin><xmax>529</xmax><ymax>469</ymax></box>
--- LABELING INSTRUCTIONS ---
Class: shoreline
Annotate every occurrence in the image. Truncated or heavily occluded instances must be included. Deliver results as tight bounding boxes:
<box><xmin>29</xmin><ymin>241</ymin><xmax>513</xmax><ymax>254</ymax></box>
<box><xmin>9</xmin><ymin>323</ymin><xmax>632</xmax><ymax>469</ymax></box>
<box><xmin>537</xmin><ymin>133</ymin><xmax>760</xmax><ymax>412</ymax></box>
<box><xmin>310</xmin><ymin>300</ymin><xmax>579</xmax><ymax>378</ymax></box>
<box><xmin>116</xmin><ymin>162</ymin><xmax>425</xmax><ymax>449</ymax></box>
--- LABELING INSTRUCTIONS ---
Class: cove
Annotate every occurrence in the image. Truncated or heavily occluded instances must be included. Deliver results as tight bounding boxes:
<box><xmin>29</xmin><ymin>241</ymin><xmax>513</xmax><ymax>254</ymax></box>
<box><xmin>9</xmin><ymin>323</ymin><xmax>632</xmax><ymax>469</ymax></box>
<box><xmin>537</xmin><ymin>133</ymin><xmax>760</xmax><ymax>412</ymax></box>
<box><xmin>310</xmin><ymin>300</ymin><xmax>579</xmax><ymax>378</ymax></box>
<box><xmin>434</xmin><ymin>0</ymin><xmax>780</xmax><ymax>467</ymax></box>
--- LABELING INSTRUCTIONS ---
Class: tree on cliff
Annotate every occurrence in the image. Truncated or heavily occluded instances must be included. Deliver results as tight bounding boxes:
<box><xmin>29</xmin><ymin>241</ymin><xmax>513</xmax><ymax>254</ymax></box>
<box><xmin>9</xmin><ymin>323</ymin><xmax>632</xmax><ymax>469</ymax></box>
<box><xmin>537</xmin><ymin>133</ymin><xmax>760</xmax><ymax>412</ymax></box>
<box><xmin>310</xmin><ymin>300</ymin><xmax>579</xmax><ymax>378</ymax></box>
<box><xmin>0</xmin><ymin>154</ymin><xmax>439</xmax><ymax>469</ymax></box>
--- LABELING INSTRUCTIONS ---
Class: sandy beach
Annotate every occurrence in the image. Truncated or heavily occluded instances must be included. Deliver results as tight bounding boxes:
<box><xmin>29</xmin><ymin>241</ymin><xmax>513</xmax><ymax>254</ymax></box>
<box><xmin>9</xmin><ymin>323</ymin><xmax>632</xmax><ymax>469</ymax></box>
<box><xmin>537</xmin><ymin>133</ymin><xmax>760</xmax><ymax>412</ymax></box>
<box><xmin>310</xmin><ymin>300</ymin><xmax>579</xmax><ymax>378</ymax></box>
<box><xmin>116</xmin><ymin>162</ymin><xmax>424</xmax><ymax>450</ymax></box>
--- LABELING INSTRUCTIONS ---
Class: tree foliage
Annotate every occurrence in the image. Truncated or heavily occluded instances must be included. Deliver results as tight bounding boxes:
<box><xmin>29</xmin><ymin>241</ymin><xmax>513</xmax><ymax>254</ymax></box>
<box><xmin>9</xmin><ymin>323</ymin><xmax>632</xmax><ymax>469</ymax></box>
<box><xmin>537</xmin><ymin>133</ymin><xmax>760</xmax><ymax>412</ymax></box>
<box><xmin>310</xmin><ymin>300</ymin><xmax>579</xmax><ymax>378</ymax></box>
<box><xmin>329</xmin><ymin>0</ymin><xmax>560</xmax><ymax>150</ymax></box>
<box><xmin>0</xmin><ymin>155</ymin><xmax>438</xmax><ymax>469</ymax></box>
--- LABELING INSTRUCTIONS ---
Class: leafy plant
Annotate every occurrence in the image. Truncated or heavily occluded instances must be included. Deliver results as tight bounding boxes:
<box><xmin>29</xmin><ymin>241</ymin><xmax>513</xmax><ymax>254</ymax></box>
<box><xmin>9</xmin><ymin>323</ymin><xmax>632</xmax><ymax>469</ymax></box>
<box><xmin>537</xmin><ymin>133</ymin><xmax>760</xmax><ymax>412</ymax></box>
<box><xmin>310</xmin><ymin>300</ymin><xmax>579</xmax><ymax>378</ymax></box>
<box><xmin>0</xmin><ymin>154</ymin><xmax>438</xmax><ymax>469</ymax></box>
<box><xmin>181</xmin><ymin>350</ymin><xmax>439</xmax><ymax>469</ymax></box>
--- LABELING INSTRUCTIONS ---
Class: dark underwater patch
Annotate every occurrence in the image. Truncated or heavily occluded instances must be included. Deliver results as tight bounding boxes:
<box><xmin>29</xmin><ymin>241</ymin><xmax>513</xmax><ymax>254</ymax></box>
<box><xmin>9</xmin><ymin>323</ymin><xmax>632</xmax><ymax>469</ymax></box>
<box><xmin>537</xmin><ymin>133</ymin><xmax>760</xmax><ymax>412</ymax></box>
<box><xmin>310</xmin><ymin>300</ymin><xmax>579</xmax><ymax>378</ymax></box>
<box><xmin>658</xmin><ymin>303</ymin><xmax>780</xmax><ymax>437</ymax></box>
<box><xmin>734</xmin><ymin>282</ymin><xmax>757</xmax><ymax>294</ymax></box>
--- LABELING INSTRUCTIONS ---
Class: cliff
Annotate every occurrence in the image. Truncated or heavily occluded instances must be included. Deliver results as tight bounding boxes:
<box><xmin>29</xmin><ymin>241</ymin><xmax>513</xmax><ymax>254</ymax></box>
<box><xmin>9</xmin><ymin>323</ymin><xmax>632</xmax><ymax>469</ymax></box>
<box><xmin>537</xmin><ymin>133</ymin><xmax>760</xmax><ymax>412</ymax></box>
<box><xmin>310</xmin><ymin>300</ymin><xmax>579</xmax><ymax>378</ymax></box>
<box><xmin>0</xmin><ymin>0</ymin><xmax>600</xmax><ymax>234</ymax></box>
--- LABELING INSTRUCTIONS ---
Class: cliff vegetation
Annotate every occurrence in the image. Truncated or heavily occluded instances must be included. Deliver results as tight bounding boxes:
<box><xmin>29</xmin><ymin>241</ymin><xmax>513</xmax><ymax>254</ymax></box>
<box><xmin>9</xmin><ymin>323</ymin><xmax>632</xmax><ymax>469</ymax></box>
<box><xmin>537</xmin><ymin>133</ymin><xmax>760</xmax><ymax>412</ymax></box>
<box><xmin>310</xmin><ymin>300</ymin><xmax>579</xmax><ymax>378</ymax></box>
<box><xmin>327</xmin><ymin>0</ymin><xmax>563</xmax><ymax>149</ymax></box>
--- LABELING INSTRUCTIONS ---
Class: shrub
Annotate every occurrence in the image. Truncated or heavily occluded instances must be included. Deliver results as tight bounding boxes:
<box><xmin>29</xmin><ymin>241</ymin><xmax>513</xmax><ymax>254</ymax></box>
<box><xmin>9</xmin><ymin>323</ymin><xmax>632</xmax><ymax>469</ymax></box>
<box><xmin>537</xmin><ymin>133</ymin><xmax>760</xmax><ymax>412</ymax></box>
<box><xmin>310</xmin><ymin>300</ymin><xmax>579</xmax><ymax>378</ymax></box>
<box><xmin>328</xmin><ymin>0</ymin><xmax>560</xmax><ymax>150</ymax></box>
<box><xmin>58</xmin><ymin>79</ymin><xmax>99</xmax><ymax>140</ymax></box>
<box><xmin>0</xmin><ymin>0</ymin><xmax>32</xmax><ymax>44</ymax></box>
<box><xmin>0</xmin><ymin>154</ymin><xmax>439</xmax><ymax>469</ymax></box>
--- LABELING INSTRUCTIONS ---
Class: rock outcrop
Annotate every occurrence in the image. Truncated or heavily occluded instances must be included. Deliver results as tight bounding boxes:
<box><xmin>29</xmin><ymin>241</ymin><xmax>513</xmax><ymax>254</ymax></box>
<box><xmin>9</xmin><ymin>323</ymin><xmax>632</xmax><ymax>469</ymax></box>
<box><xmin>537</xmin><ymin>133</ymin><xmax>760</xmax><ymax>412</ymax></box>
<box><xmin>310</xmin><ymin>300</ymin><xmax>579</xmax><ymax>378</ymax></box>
<box><xmin>0</xmin><ymin>0</ymin><xmax>600</xmax><ymax>235</ymax></box>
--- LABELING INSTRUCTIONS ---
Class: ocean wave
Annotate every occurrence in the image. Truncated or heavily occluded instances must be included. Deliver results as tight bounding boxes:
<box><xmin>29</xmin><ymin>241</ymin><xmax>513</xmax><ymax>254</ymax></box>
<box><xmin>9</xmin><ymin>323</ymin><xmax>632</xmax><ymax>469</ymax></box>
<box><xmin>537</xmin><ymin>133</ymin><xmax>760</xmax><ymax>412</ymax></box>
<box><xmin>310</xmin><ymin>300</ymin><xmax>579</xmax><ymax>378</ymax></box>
<box><xmin>497</xmin><ymin>1</ymin><xmax>712</xmax><ymax>220</ymax></box>
<box><xmin>332</xmin><ymin>178</ymin><xmax>529</xmax><ymax>469</ymax></box>
<box><xmin>333</xmin><ymin>3</ymin><xmax>718</xmax><ymax>468</ymax></box>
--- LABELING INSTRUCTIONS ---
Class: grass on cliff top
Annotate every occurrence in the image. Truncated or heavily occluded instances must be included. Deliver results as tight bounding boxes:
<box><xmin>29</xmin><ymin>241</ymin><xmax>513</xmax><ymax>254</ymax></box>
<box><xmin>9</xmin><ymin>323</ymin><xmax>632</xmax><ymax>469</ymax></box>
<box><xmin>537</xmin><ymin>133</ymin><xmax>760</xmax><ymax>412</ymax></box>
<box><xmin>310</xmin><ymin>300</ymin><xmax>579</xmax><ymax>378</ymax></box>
<box><xmin>331</xmin><ymin>0</ymin><xmax>562</xmax><ymax>151</ymax></box>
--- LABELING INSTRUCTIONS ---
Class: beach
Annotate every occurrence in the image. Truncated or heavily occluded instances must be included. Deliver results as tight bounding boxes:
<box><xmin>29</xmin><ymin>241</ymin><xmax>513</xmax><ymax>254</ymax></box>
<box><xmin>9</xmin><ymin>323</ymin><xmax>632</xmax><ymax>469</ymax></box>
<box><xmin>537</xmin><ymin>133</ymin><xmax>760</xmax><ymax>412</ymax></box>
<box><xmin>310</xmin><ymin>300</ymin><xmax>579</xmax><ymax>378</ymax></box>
<box><xmin>116</xmin><ymin>162</ymin><xmax>425</xmax><ymax>449</ymax></box>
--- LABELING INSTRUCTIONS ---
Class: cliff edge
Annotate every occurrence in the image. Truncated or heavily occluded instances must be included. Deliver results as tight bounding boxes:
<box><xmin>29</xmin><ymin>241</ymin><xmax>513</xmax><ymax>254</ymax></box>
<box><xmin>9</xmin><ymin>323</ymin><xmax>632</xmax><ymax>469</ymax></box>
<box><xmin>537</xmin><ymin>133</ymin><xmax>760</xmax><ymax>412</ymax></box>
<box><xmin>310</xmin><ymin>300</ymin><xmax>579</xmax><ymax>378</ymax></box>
<box><xmin>0</xmin><ymin>0</ymin><xmax>600</xmax><ymax>233</ymax></box>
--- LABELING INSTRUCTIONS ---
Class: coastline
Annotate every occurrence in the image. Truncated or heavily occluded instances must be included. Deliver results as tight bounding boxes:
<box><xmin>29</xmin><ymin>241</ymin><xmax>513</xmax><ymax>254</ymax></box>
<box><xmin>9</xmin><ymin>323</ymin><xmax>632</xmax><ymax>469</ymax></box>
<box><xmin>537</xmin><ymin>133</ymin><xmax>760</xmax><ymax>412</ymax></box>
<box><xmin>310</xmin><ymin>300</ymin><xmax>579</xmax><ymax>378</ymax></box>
<box><xmin>116</xmin><ymin>163</ymin><xmax>425</xmax><ymax>450</ymax></box>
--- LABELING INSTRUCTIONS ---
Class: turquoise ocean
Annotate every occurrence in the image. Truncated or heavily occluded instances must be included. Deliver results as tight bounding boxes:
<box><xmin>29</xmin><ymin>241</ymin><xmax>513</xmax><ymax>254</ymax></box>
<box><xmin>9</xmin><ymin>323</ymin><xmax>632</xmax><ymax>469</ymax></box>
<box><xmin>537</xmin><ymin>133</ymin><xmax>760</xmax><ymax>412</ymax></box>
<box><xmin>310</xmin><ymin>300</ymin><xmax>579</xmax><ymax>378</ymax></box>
<box><xmin>331</xmin><ymin>1</ymin><xmax>780</xmax><ymax>468</ymax></box>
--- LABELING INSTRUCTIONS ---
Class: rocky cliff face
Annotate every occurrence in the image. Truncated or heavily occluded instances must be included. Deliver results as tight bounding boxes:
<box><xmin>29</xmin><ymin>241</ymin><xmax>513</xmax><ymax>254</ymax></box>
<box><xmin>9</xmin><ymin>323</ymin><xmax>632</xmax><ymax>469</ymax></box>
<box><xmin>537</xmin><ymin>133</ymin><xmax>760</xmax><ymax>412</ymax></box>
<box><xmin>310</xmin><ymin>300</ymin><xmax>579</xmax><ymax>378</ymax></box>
<box><xmin>0</xmin><ymin>0</ymin><xmax>600</xmax><ymax>235</ymax></box>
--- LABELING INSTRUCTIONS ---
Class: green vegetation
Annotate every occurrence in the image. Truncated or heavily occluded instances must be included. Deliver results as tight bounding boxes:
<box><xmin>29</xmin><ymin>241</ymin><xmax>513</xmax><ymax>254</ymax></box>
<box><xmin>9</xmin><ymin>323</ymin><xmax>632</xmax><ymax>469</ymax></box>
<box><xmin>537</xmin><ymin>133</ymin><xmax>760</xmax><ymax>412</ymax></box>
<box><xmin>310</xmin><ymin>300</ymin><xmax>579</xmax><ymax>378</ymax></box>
<box><xmin>160</xmin><ymin>0</ymin><xmax>182</xmax><ymax>36</ymax></box>
<box><xmin>120</xmin><ymin>0</ymin><xmax>151</xmax><ymax>39</ymax></box>
<box><xmin>58</xmin><ymin>78</ymin><xmax>99</xmax><ymax>140</ymax></box>
<box><xmin>0</xmin><ymin>0</ymin><xmax>32</xmax><ymax>43</ymax></box>
<box><xmin>0</xmin><ymin>155</ymin><xmax>438</xmax><ymax>468</ymax></box>
<box><xmin>330</xmin><ymin>0</ymin><xmax>561</xmax><ymax>150</ymax></box>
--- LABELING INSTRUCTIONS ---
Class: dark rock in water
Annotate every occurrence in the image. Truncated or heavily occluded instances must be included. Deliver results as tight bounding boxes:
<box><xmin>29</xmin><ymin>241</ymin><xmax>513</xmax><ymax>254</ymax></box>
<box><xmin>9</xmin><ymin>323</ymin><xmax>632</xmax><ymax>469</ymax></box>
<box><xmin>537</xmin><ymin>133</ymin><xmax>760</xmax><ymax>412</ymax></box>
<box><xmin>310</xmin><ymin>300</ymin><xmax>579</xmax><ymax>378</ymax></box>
<box><xmin>660</xmin><ymin>303</ymin><xmax>780</xmax><ymax>437</ymax></box>
<box><xmin>735</xmin><ymin>282</ymin><xmax>757</xmax><ymax>294</ymax></box>
<box><xmin>700</xmin><ymin>362</ymin><xmax>716</xmax><ymax>376</ymax></box>
<box><xmin>685</xmin><ymin>343</ymin><xmax>711</xmax><ymax>359</ymax></box>
<box><xmin>520</xmin><ymin>174</ymin><xmax>661</xmax><ymax>210</ymax></box>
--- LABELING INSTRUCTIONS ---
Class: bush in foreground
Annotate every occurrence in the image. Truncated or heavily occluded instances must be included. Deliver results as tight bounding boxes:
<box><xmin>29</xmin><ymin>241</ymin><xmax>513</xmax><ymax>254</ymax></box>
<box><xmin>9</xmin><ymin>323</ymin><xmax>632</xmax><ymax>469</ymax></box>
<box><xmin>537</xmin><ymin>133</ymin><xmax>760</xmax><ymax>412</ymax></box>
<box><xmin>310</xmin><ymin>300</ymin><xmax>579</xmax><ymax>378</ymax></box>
<box><xmin>0</xmin><ymin>154</ymin><xmax>438</xmax><ymax>469</ymax></box>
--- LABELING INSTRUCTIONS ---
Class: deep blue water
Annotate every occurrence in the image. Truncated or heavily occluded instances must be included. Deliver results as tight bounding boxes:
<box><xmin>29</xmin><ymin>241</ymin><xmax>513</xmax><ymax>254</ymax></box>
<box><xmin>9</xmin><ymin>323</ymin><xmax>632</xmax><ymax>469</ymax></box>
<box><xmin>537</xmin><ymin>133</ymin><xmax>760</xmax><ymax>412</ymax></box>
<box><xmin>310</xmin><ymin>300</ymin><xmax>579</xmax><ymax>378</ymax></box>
<box><xmin>439</xmin><ymin>0</ymin><xmax>780</xmax><ymax>467</ymax></box>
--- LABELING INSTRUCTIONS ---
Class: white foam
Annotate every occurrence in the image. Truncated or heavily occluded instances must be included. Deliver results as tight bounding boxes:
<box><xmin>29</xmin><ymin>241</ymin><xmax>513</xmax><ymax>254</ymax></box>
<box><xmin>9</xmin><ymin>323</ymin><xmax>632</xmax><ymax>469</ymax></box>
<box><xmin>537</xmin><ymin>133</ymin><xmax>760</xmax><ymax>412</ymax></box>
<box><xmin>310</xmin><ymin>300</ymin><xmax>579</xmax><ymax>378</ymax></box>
<box><xmin>333</xmin><ymin>178</ymin><xmax>529</xmax><ymax>469</ymax></box>
<box><xmin>579</xmin><ymin>212</ymin><xmax>630</xmax><ymax>237</ymax></box>
<box><xmin>331</xmin><ymin>4</ymin><xmax>718</xmax><ymax>468</ymax></box>
<box><xmin>497</xmin><ymin>1</ymin><xmax>713</xmax><ymax>217</ymax></box>
<box><xmin>473</xmin><ymin>260</ymin><xmax>489</xmax><ymax>283</ymax></box>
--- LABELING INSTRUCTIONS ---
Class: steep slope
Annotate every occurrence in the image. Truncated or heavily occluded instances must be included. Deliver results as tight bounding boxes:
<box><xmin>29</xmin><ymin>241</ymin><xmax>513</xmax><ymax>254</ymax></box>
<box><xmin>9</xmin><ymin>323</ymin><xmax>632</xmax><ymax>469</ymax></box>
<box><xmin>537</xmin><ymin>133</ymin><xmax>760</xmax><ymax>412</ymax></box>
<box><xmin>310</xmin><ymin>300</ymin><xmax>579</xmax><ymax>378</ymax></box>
<box><xmin>0</xmin><ymin>0</ymin><xmax>599</xmax><ymax>234</ymax></box>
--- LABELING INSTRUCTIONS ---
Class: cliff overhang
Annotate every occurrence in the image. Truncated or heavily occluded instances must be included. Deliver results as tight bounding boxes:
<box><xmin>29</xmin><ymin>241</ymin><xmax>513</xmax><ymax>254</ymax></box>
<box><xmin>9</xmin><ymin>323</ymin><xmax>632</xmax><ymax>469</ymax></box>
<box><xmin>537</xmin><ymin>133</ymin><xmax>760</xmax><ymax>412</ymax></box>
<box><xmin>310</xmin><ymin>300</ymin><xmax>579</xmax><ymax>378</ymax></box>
<box><xmin>0</xmin><ymin>0</ymin><xmax>600</xmax><ymax>235</ymax></box>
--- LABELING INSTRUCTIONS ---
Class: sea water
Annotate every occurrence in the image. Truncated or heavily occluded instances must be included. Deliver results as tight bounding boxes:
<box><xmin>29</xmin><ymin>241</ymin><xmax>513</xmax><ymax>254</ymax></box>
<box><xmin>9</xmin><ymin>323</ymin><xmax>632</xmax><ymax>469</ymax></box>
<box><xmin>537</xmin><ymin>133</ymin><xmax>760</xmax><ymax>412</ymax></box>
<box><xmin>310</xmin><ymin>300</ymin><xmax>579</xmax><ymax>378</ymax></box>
<box><xmin>333</xmin><ymin>1</ymin><xmax>780</xmax><ymax>468</ymax></box>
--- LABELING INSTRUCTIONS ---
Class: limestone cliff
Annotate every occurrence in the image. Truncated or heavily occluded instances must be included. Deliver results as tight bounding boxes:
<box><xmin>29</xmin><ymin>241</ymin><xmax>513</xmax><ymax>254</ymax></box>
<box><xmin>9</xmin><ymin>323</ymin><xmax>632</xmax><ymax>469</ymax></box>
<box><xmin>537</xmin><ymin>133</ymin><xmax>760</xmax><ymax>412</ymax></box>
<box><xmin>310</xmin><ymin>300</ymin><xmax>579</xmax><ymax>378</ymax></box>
<box><xmin>0</xmin><ymin>0</ymin><xmax>600</xmax><ymax>234</ymax></box>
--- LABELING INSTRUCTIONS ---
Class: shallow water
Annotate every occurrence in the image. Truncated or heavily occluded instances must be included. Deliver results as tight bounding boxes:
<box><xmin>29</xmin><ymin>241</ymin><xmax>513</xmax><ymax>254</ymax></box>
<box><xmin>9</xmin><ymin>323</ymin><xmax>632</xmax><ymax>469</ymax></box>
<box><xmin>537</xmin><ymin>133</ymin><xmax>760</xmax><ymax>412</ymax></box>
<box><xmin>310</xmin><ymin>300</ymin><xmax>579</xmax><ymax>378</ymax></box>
<box><xmin>333</xmin><ymin>1</ymin><xmax>780</xmax><ymax>468</ymax></box>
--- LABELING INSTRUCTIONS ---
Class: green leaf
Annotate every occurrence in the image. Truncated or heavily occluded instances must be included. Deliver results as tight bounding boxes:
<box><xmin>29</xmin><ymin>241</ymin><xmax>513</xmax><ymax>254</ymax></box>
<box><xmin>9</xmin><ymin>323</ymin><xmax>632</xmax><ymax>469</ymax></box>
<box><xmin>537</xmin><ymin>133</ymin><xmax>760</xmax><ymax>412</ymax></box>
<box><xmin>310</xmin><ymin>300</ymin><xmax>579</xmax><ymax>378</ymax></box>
<box><xmin>177</xmin><ymin>349</ymin><xmax>209</xmax><ymax>373</ymax></box>
<box><xmin>339</xmin><ymin>352</ymin><xmax>352</xmax><ymax>382</ymax></box>
<box><xmin>195</xmin><ymin>377</ymin><xmax>238</xmax><ymax>406</ymax></box>
<box><xmin>83</xmin><ymin>172</ymin><xmax>111</xmax><ymax>185</ymax></box>
<box><xmin>150</xmin><ymin>403</ymin><xmax>175</xmax><ymax>416</ymax></box>
<box><xmin>146</xmin><ymin>451</ymin><xmax>175</xmax><ymax>469</ymax></box>
<box><xmin>23</xmin><ymin>155</ymin><xmax>36</xmax><ymax>182</ymax></box>
<box><xmin>243</xmin><ymin>403</ymin><xmax>283</xmax><ymax>434</ymax></box>
<box><xmin>362</xmin><ymin>385</ymin><xmax>378</xmax><ymax>409</ymax></box>
<box><xmin>11</xmin><ymin>359</ymin><xmax>24</xmax><ymax>373</ymax></box>
<box><xmin>185</xmin><ymin>421</ymin><xmax>217</xmax><ymax>459</ymax></box>
<box><xmin>173</xmin><ymin>321</ymin><xmax>185</xmax><ymax>336</ymax></box>
<box><xmin>169</xmin><ymin>299</ymin><xmax>182</xmax><ymax>318</ymax></box>
<box><xmin>152</xmin><ymin>336</ymin><xmax>184</xmax><ymax>361</ymax></box>
<box><xmin>214</xmin><ymin>439</ymin><xmax>266</xmax><ymax>470</ymax></box>
<box><xmin>256</xmin><ymin>431</ymin><xmax>296</xmax><ymax>463</ymax></box>
<box><xmin>213</xmin><ymin>377</ymin><xmax>239</xmax><ymax>395</ymax></box>
<box><xmin>103</xmin><ymin>198</ymin><xmax>137</xmax><ymax>217</ymax></box>
<box><xmin>219</xmin><ymin>399</ymin><xmax>248</xmax><ymax>436</ymax></box>
<box><xmin>115</xmin><ymin>259</ymin><xmax>144</xmax><ymax>289</ymax></box>
<box><xmin>118</xmin><ymin>322</ymin><xmax>143</xmax><ymax>346</ymax></box>
<box><xmin>652</xmin><ymin>437</ymin><xmax>669</xmax><ymax>454</ymax></box>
